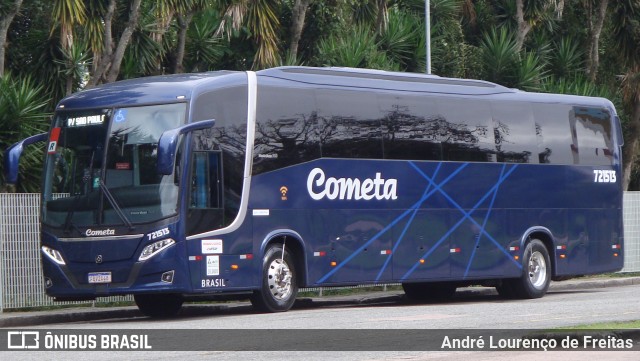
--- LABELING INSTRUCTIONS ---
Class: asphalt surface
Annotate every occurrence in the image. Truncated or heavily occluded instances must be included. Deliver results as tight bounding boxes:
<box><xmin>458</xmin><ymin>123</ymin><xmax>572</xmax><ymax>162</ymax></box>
<box><xmin>1</xmin><ymin>276</ymin><xmax>640</xmax><ymax>328</ymax></box>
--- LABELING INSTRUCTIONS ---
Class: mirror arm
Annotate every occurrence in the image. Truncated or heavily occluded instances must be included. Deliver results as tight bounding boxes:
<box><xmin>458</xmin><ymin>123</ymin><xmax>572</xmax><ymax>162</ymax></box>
<box><xmin>157</xmin><ymin>119</ymin><xmax>215</xmax><ymax>175</ymax></box>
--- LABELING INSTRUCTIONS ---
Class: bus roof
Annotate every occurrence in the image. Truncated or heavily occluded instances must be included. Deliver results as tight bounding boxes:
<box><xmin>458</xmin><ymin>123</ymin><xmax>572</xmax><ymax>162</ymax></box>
<box><xmin>56</xmin><ymin>66</ymin><xmax>616</xmax><ymax>113</ymax></box>
<box><xmin>257</xmin><ymin>66</ymin><xmax>516</xmax><ymax>96</ymax></box>
<box><xmin>56</xmin><ymin>71</ymin><xmax>241</xmax><ymax>110</ymax></box>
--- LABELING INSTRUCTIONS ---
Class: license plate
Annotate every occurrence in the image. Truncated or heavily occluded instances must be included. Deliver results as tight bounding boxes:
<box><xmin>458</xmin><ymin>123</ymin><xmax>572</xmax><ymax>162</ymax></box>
<box><xmin>88</xmin><ymin>272</ymin><xmax>112</xmax><ymax>284</ymax></box>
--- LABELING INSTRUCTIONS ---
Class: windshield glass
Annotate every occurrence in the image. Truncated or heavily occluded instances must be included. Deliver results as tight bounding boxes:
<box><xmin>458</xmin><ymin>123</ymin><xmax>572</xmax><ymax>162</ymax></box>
<box><xmin>42</xmin><ymin>103</ymin><xmax>186</xmax><ymax>230</ymax></box>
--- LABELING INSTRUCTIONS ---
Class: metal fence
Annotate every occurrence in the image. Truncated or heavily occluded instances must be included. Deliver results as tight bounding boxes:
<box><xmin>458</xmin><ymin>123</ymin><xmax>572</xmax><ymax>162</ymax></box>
<box><xmin>0</xmin><ymin>194</ymin><xmax>133</xmax><ymax>312</ymax></box>
<box><xmin>1</xmin><ymin>193</ymin><xmax>640</xmax><ymax>312</ymax></box>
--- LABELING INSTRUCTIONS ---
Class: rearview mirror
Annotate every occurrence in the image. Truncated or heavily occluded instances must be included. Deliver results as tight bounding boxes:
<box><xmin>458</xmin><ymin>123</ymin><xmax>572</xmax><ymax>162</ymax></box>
<box><xmin>157</xmin><ymin>119</ymin><xmax>215</xmax><ymax>175</ymax></box>
<box><xmin>4</xmin><ymin>133</ymin><xmax>47</xmax><ymax>185</ymax></box>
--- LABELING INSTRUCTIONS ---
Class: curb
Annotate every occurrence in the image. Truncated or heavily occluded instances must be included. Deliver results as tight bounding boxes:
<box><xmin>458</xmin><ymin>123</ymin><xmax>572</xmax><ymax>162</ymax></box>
<box><xmin>2</xmin><ymin>277</ymin><xmax>639</xmax><ymax>328</ymax></box>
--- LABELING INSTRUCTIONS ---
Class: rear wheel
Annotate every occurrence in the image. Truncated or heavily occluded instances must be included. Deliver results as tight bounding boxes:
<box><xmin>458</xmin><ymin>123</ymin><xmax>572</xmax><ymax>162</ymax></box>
<box><xmin>251</xmin><ymin>244</ymin><xmax>298</xmax><ymax>312</ymax></box>
<box><xmin>499</xmin><ymin>239</ymin><xmax>551</xmax><ymax>299</ymax></box>
<box><xmin>134</xmin><ymin>293</ymin><xmax>183</xmax><ymax>318</ymax></box>
<box><xmin>402</xmin><ymin>282</ymin><xmax>457</xmax><ymax>302</ymax></box>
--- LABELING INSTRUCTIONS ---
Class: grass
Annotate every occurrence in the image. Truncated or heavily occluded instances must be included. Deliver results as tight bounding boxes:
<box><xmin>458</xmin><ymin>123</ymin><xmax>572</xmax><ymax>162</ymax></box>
<box><xmin>587</xmin><ymin>272</ymin><xmax>640</xmax><ymax>278</ymax></box>
<box><xmin>556</xmin><ymin>320</ymin><xmax>640</xmax><ymax>330</ymax></box>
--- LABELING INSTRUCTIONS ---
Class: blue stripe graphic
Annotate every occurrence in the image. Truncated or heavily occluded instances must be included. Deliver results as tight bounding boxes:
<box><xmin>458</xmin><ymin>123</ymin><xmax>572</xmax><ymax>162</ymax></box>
<box><xmin>317</xmin><ymin>161</ymin><xmax>522</xmax><ymax>285</ymax></box>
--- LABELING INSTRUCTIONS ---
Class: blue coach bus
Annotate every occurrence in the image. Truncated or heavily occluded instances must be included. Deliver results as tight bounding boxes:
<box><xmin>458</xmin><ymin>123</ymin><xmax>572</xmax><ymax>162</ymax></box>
<box><xmin>4</xmin><ymin>66</ymin><xmax>624</xmax><ymax>317</ymax></box>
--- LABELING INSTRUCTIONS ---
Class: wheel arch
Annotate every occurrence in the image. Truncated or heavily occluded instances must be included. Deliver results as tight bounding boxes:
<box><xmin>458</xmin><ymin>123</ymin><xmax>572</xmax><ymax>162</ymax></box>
<box><xmin>519</xmin><ymin>227</ymin><xmax>556</xmax><ymax>277</ymax></box>
<box><xmin>259</xmin><ymin>229</ymin><xmax>308</xmax><ymax>287</ymax></box>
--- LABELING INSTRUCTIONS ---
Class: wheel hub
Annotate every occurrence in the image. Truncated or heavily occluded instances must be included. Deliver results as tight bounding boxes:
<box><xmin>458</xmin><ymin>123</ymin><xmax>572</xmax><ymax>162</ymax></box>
<box><xmin>528</xmin><ymin>251</ymin><xmax>547</xmax><ymax>289</ymax></box>
<box><xmin>267</xmin><ymin>259</ymin><xmax>293</xmax><ymax>300</ymax></box>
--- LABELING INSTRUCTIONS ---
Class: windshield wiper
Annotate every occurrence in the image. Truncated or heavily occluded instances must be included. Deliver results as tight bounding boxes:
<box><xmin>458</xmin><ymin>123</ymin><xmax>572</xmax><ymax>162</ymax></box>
<box><xmin>62</xmin><ymin>198</ymin><xmax>83</xmax><ymax>236</ymax></box>
<box><xmin>98</xmin><ymin>179</ymin><xmax>134</xmax><ymax>231</ymax></box>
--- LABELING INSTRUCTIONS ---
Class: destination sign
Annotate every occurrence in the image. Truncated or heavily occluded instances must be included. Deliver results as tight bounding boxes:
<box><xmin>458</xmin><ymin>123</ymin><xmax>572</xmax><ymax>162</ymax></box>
<box><xmin>67</xmin><ymin>115</ymin><xmax>105</xmax><ymax>127</ymax></box>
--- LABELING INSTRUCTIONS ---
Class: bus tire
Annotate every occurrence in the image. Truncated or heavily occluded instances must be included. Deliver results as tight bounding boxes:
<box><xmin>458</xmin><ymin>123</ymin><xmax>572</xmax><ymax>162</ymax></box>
<box><xmin>251</xmin><ymin>244</ymin><xmax>298</xmax><ymax>313</ymax></box>
<box><xmin>402</xmin><ymin>282</ymin><xmax>456</xmax><ymax>302</ymax></box>
<box><xmin>506</xmin><ymin>239</ymin><xmax>551</xmax><ymax>299</ymax></box>
<box><xmin>134</xmin><ymin>293</ymin><xmax>183</xmax><ymax>318</ymax></box>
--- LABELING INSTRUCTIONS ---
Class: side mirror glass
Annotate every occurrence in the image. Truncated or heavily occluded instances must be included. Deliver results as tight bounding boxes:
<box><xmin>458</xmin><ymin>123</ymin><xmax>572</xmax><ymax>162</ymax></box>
<box><xmin>4</xmin><ymin>133</ymin><xmax>47</xmax><ymax>185</ymax></box>
<box><xmin>157</xmin><ymin>119</ymin><xmax>215</xmax><ymax>175</ymax></box>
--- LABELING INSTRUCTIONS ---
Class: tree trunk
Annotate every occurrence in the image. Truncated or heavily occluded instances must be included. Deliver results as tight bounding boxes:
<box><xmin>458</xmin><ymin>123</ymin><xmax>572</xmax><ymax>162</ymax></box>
<box><xmin>555</xmin><ymin>0</ymin><xmax>565</xmax><ymax>20</ymax></box>
<box><xmin>152</xmin><ymin>10</ymin><xmax>174</xmax><ymax>75</ymax></box>
<box><xmin>514</xmin><ymin>0</ymin><xmax>532</xmax><ymax>52</ymax></box>
<box><xmin>375</xmin><ymin>0</ymin><xmax>388</xmax><ymax>33</ymax></box>
<box><xmin>174</xmin><ymin>12</ymin><xmax>194</xmax><ymax>74</ymax></box>
<box><xmin>104</xmin><ymin>0</ymin><xmax>143</xmax><ymax>83</ymax></box>
<box><xmin>0</xmin><ymin>0</ymin><xmax>24</xmax><ymax>77</ymax></box>
<box><xmin>586</xmin><ymin>0</ymin><xmax>609</xmax><ymax>81</ymax></box>
<box><xmin>288</xmin><ymin>0</ymin><xmax>313</xmax><ymax>62</ymax></box>
<box><xmin>88</xmin><ymin>0</ymin><xmax>116</xmax><ymax>86</ymax></box>
<box><xmin>87</xmin><ymin>0</ymin><xmax>142</xmax><ymax>86</ymax></box>
<box><xmin>622</xmin><ymin>98</ymin><xmax>640</xmax><ymax>190</ymax></box>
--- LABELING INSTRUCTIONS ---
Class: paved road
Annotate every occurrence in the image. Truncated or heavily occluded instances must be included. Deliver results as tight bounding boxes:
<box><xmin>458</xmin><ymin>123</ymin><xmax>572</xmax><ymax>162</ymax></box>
<box><xmin>2</xmin><ymin>277</ymin><xmax>639</xmax><ymax>360</ymax></box>
<box><xmin>2</xmin><ymin>276</ymin><xmax>640</xmax><ymax>329</ymax></box>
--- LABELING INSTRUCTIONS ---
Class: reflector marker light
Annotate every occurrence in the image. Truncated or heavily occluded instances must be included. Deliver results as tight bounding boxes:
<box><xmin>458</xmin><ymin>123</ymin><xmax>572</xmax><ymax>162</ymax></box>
<box><xmin>231</xmin><ymin>265</ymin><xmax>239</xmax><ymax>270</ymax></box>
<box><xmin>380</xmin><ymin>250</ymin><xmax>391</xmax><ymax>255</ymax></box>
<box><xmin>611</xmin><ymin>245</ymin><xmax>621</xmax><ymax>250</ymax></box>
<box><xmin>419</xmin><ymin>259</ymin><xmax>425</xmax><ymax>264</ymax></box>
<box><xmin>450</xmin><ymin>248</ymin><xmax>461</xmax><ymax>253</ymax></box>
<box><xmin>330</xmin><ymin>261</ymin><xmax>337</xmax><ymax>267</ymax></box>
<box><xmin>314</xmin><ymin>251</ymin><xmax>327</xmax><ymax>257</ymax></box>
<box><xmin>557</xmin><ymin>245</ymin><xmax>567</xmax><ymax>250</ymax></box>
<box><xmin>560</xmin><ymin>254</ymin><xmax>567</xmax><ymax>259</ymax></box>
<box><xmin>509</xmin><ymin>246</ymin><xmax>519</xmax><ymax>251</ymax></box>
<box><xmin>189</xmin><ymin>255</ymin><xmax>203</xmax><ymax>261</ymax></box>
<box><xmin>614</xmin><ymin>253</ymin><xmax>619</xmax><ymax>257</ymax></box>
<box><xmin>239</xmin><ymin>254</ymin><xmax>253</xmax><ymax>260</ymax></box>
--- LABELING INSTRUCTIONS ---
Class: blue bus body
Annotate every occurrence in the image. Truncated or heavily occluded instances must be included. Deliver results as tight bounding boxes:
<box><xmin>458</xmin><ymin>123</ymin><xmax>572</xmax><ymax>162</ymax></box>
<box><xmin>5</xmin><ymin>67</ymin><xmax>623</xmax><ymax>315</ymax></box>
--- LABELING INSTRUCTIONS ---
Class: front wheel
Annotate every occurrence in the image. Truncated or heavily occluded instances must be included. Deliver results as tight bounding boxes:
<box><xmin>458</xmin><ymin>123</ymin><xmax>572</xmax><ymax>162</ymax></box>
<box><xmin>250</xmin><ymin>244</ymin><xmax>298</xmax><ymax>312</ymax></box>
<box><xmin>500</xmin><ymin>239</ymin><xmax>551</xmax><ymax>299</ymax></box>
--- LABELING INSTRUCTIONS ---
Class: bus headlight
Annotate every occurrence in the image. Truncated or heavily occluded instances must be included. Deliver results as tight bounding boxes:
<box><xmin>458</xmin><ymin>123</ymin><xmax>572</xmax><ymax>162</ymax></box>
<box><xmin>139</xmin><ymin>238</ymin><xmax>175</xmax><ymax>261</ymax></box>
<box><xmin>42</xmin><ymin>246</ymin><xmax>66</xmax><ymax>265</ymax></box>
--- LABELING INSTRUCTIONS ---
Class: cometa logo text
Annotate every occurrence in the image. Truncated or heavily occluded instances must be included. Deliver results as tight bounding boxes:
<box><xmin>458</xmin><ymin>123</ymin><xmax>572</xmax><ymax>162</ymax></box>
<box><xmin>307</xmin><ymin>167</ymin><xmax>398</xmax><ymax>201</ymax></box>
<box><xmin>85</xmin><ymin>229</ymin><xmax>116</xmax><ymax>237</ymax></box>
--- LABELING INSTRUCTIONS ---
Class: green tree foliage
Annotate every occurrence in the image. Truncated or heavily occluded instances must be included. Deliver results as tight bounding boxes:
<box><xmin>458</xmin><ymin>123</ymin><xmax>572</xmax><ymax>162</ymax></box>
<box><xmin>1</xmin><ymin>0</ymin><xmax>640</xmax><ymax>190</ymax></box>
<box><xmin>0</xmin><ymin>74</ymin><xmax>50</xmax><ymax>192</ymax></box>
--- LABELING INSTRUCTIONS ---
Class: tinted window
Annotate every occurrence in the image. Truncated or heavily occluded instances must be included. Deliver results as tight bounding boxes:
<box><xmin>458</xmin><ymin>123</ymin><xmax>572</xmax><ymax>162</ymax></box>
<box><xmin>491</xmin><ymin>102</ymin><xmax>537</xmax><ymax>163</ymax></box>
<box><xmin>316</xmin><ymin>88</ymin><xmax>383</xmax><ymax>159</ymax></box>
<box><xmin>436</xmin><ymin>98</ymin><xmax>495</xmax><ymax>162</ymax></box>
<box><xmin>253</xmin><ymin>85</ymin><xmax>320</xmax><ymax>174</ymax></box>
<box><xmin>534</xmin><ymin>104</ymin><xmax>573</xmax><ymax>164</ymax></box>
<box><xmin>379</xmin><ymin>92</ymin><xmax>442</xmax><ymax>161</ymax></box>
<box><xmin>189</xmin><ymin>86</ymin><xmax>248</xmax><ymax>234</ymax></box>
<box><xmin>570</xmin><ymin>107</ymin><xmax>613</xmax><ymax>165</ymax></box>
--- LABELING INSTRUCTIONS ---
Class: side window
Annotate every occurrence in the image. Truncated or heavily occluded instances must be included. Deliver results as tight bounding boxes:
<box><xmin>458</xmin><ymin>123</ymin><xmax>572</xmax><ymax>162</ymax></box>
<box><xmin>379</xmin><ymin>92</ymin><xmax>442</xmax><ymax>161</ymax></box>
<box><xmin>188</xmin><ymin>86</ymin><xmax>248</xmax><ymax>235</ymax></box>
<box><xmin>570</xmin><ymin>107</ymin><xmax>613</xmax><ymax>165</ymax></box>
<box><xmin>190</xmin><ymin>152</ymin><xmax>223</xmax><ymax>209</ymax></box>
<box><xmin>253</xmin><ymin>85</ymin><xmax>320</xmax><ymax>174</ymax></box>
<box><xmin>436</xmin><ymin>98</ymin><xmax>495</xmax><ymax>162</ymax></box>
<box><xmin>316</xmin><ymin>88</ymin><xmax>383</xmax><ymax>159</ymax></box>
<box><xmin>491</xmin><ymin>102</ymin><xmax>537</xmax><ymax>163</ymax></box>
<box><xmin>534</xmin><ymin>104</ymin><xmax>573</xmax><ymax>164</ymax></box>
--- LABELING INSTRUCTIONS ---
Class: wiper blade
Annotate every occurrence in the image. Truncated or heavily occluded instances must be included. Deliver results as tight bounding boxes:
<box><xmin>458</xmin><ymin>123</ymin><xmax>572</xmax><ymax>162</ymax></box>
<box><xmin>62</xmin><ymin>197</ymin><xmax>83</xmax><ymax>235</ymax></box>
<box><xmin>98</xmin><ymin>179</ymin><xmax>134</xmax><ymax>230</ymax></box>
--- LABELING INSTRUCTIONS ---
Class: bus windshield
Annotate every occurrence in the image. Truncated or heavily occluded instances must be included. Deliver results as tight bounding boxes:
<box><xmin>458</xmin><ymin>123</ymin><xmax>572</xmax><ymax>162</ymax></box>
<box><xmin>42</xmin><ymin>103</ymin><xmax>186</xmax><ymax>230</ymax></box>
